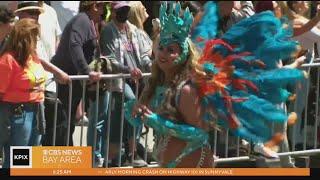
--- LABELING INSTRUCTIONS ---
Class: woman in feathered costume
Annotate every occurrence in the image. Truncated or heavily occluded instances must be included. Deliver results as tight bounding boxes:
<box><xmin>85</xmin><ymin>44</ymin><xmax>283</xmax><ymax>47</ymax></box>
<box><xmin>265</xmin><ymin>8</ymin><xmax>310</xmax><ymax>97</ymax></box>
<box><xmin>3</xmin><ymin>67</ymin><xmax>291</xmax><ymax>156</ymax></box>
<box><xmin>125</xmin><ymin>2</ymin><xmax>307</xmax><ymax>168</ymax></box>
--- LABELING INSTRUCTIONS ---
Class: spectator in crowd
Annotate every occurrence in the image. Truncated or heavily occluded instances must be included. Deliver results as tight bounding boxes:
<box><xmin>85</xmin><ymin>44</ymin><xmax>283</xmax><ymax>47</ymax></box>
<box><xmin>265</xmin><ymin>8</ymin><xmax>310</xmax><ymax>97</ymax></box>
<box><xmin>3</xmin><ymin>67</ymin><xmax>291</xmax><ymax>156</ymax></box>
<box><xmin>38</xmin><ymin>1</ymin><xmax>61</xmax><ymax>61</ymax></box>
<box><xmin>281</xmin><ymin>1</ymin><xmax>320</xmax><ymax>151</ymax></box>
<box><xmin>49</xmin><ymin>3</ymin><xmax>85</xmax><ymax>116</ymax></box>
<box><xmin>15</xmin><ymin>1</ymin><xmax>43</xmax><ymax>20</ymax></box>
<box><xmin>13</xmin><ymin>1</ymin><xmax>70</xmax><ymax>146</ymax></box>
<box><xmin>128</xmin><ymin>1</ymin><xmax>152</xmax><ymax>59</ymax></box>
<box><xmin>99</xmin><ymin>1</ymin><xmax>151</xmax><ymax>167</ymax></box>
<box><xmin>284</xmin><ymin>1</ymin><xmax>320</xmax><ymax>53</ymax></box>
<box><xmin>127</xmin><ymin>1</ymin><xmax>153</xmax><ymax>99</ymax></box>
<box><xmin>0</xmin><ymin>18</ymin><xmax>68</xmax><ymax>169</ymax></box>
<box><xmin>50</xmin><ymin>1</ymin><xmax>79</xmax><ymax>31</ymax></box>
<box><xmin>0</xmin><ymin>1</ymin><xmax>18</xmax><ymax>12</ymax></box>
<box><xmin>217</xmin><ymin>1</ymin><xmax>255</xmax><ymax>34</ymax></box>
<box><xmin>255</xmin><ymin>1</ymin><xmax>282</xmax><ymax>17</ymax></box>
<box><xmin>0</xmin><ymin>5</ymin><xmax>15</xmax><ymax>53</ymax></box>
<box><xmin>191</xmin><ymin>1</ymin><xmax>255</xmax><ymax>53</ymax></box>
<box><xmin>0</xmin><ymin>19</ymin><xmax>45</xmax><ymax>169</ymax></box>
<box><xmin>84</xmin><ymin>1</ymin><xmax>114</xmax><ymax>168</ymax></box>
<box><xmin>76</xmin><ymin>2</ymin><xmax>114</xmax><ymax>129</ymax></box>
<box><xmin>51</xmin><ymin>1</ymin><xmax>104</xmax><ymax>146</ymax></box>
<box><xmin>127</xmin><ymin>0</ymin><xmax>153</xmax><ymax>164</ymax></box>
<box><xmin>255</xmin><ymin>1</ymin><xmax>311</xmax><ymax>68</ymax></box>
<box><xmin>254</xmin><ymin>1</ymin><xmax>307</xmax><ymax>167</ymax></box>
<box><xmin>0</xmin><ymin>5</ymin><xmax>15</xmax><ymax>163</ymax></box>
<box><xmin>14</xmin><ymin>1</ymin><xmax>50</xmax><ymax>63</ymax></box>
<box><xmin>14</xmin><ymin>1</ymin><xmax>70</xmax><ymax>82</ymax></box>
<box><xmin>50</xmin><ymin>1</ymin><xmax>84</xmax><ymax>129</ymax></box>
<box><xmin>37</xmin><ymin>1</ymin><xmax>64</xmax><ymax>146</ymax></box>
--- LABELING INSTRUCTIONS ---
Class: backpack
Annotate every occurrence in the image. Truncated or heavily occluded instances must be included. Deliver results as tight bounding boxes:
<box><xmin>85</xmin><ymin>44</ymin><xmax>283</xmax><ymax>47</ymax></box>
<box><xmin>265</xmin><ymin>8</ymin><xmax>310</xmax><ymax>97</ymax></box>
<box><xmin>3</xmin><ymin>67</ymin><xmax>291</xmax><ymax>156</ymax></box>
<box><xmin>87</xmin><ymin>56</ymin><xmax>113</xmax><ymax>100</ymax></box>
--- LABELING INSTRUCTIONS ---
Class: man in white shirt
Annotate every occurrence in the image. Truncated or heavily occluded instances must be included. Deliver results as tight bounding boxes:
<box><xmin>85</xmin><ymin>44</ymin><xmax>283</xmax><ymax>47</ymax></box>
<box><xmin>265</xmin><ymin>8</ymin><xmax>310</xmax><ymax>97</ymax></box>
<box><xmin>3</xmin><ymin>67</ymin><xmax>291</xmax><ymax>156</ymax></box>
<box><xmin>38</xmin><ymin>1</ymin><xmax>67</xmax><ymax>146</ymax></box>
<box><xmin>38</xmin><ymin>1</ymin><xmax>62</xmax><ymax>92</ymax></box>
<box><xmin>50</xmin><ymin>1</ymin><xmax>79</xmax><ymax>31</ymax></box>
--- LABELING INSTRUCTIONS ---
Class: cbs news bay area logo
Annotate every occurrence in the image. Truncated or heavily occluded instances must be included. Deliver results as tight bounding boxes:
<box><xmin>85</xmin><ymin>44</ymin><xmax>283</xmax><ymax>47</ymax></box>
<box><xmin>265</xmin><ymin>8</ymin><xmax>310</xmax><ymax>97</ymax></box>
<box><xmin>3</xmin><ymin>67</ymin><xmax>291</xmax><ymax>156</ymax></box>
<box><xmin>10</xmin><ymin>146</ymin><xmax>92</xmax><ymax>169</ymax></box>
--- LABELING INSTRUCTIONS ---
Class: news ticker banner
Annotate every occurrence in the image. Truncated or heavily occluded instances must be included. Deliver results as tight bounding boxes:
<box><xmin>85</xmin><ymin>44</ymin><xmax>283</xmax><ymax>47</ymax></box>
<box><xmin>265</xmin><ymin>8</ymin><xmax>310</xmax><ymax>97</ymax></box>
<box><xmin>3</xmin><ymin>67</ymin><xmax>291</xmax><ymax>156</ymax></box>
<box><xmin>9</xmin><ymin>146</ymin><xmax>310</xmax><ymax>176</ymax></box>
<box><xmin>11</xmin><ymin>168</ymin><xmax>310</xmax><ymax>176</ymax></box>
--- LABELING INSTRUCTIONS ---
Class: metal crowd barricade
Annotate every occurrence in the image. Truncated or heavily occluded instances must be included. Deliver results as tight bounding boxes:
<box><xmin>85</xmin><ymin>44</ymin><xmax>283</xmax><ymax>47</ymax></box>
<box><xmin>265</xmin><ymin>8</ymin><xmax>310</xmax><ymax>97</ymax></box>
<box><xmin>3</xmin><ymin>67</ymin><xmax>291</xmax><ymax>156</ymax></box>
<box><xmin>299</xmin><ymin>62</ymin><xmax>320</xmax><ymax>151</ymax></box>
<box><xmin>48</xmin><ymin>62</ymin><xmax>320</xmax><ymax>168</ymax></box>
<box><xmin>52</xmin><ymin>73</ymin><xmax>151</xmax><ymax>168</ymax></box>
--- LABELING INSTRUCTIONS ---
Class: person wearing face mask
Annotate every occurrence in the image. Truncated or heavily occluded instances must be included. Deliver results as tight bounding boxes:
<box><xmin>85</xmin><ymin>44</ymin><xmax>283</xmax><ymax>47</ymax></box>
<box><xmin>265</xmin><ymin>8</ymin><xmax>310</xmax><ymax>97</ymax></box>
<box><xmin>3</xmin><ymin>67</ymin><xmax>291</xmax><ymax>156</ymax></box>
<box><xmin>99</xmin><ymin>1</ymin><xmax>151</xmax><ymax>167</ymax></box>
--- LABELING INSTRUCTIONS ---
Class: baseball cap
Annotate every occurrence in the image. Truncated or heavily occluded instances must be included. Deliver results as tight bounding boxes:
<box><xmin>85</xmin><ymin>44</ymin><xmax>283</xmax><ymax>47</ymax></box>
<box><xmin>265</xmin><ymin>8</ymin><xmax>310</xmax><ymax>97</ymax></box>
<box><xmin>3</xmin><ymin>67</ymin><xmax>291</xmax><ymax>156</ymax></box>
<box><xmin>111</xmin><ymin>1</ymin><xmax>130</xmax><ymax>10</ymax></box>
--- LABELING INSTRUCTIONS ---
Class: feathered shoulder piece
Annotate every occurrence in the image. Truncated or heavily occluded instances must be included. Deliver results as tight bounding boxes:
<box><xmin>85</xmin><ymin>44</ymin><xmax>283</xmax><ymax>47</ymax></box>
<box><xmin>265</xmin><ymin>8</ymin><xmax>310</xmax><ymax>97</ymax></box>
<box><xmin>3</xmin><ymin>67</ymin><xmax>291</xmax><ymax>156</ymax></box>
<box><xmin>192</xmin><ymin>11</ymin><xmax>307</xmax><ymax>144</ymax></box>
<box><xmin>191</xmin><ymin>1</ymin><xmax>219</xmax><ymax>49</ymax></box>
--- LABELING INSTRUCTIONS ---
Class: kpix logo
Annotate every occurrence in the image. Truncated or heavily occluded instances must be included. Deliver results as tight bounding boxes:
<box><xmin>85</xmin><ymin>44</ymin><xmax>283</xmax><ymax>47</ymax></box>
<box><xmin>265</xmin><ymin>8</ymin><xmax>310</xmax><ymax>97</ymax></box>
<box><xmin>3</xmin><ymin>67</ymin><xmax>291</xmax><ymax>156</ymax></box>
<box><xmin>10</xmin><ymin>146</ymin><xmax>32</xmax><ymax>168</ymax></box>
<box><xmin>13</xmin><ymin>150</ymin><xmax>29</xmax><ymax>165</ymax></box>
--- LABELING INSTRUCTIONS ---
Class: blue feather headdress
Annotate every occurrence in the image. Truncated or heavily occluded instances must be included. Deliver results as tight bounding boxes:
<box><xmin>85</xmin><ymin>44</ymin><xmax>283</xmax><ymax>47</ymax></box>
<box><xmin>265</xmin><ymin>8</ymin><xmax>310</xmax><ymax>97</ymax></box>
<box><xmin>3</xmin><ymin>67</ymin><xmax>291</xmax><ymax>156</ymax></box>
<box><xmin>159</xmin><ymin>2</ymin><xmax>193</xmax><ymax>64</ymax></box>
